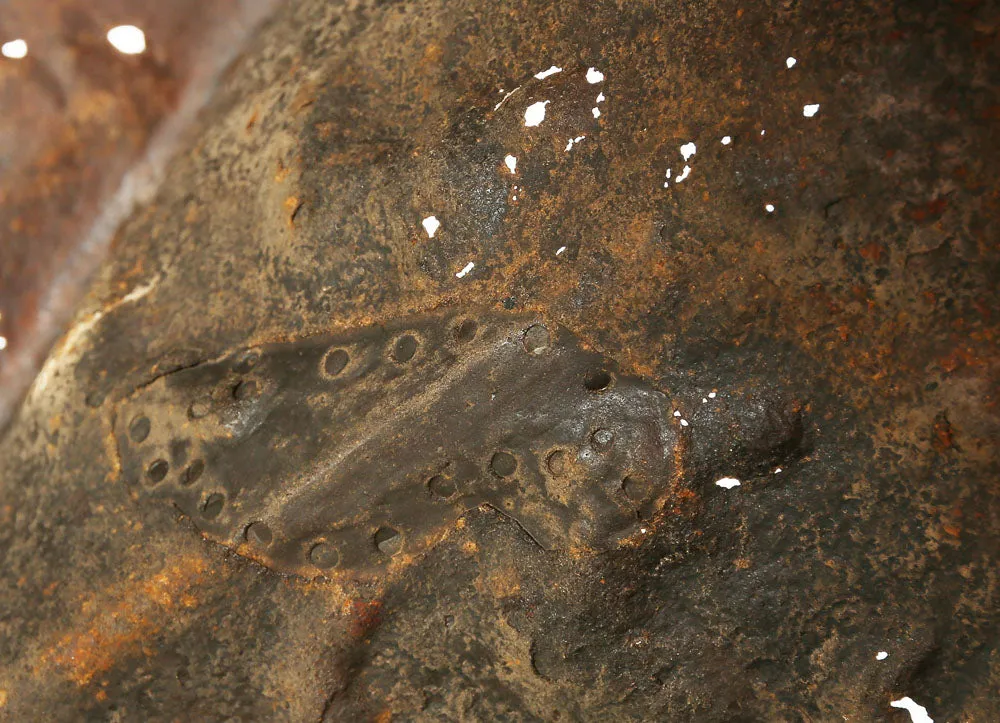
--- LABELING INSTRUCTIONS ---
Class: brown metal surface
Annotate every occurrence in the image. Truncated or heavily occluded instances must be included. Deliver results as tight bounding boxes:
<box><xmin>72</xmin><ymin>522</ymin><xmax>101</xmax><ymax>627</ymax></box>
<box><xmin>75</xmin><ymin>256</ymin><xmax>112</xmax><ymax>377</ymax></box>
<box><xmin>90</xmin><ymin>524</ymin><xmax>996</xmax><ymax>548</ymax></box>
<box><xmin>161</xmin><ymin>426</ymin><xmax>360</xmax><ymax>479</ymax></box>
<box><xmin>0</xmin><ymin>0</ymin><xmax>278</xmax><ymax>431</ymax></box>
<box><xmin>0</xmin><ymin>0</ymin><xmax>998</xmax><ymax>720</ymax></box>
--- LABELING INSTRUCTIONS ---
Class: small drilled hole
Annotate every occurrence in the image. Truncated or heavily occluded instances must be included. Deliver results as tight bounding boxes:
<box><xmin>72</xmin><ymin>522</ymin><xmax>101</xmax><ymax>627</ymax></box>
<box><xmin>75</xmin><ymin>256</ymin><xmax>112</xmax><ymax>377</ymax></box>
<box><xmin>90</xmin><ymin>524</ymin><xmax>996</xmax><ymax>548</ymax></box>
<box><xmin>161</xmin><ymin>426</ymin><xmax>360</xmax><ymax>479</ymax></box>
<box><xmin>129</xmin><ymin>416</ymin><xmax>151</xmax><ymax>443</ymax></box>
<box><xmin>233</xmin><ymin>379</ymin><xmax>258</xmax><ymax>400</ymax></box>
<box><xmin>309</xmin><ymin>541</ymin><xmax>340</xmax><ymax>568</ymax></box>
<box><xmin>374</xmin><ymin>526</ymin><xmax>402</xmax><ymax>556</ymax></box>
<box><xmin>591</xmin><ymin>429</ymin><xmax>615</xmax><ymax>452</ymax></box>
<box><xmin>454</xmin><ymin>319</ymin><xmax>478</xmax><ymax>343</ymax></box>
<box><xmin>428</xmin><ymin>475</ymin><xmax>457</xmax><ymax>499</ymax></box>
<box><xmin>232</xmin><ymin>350</ymin><xmax>260</xmax><ymax>374</ymax></box>
<box><xmin>182</xmin><ymin>459</ymin><xmax>205</xmax><ymax>486</ymax></box>
<box><xmin>522</xmin><ymin>324</ymin><xmax>550</xmax><ymax>354</ymax></box>
<box><xmin>146</xmin><ymin>459</ymin><xmax>169</xmax><ymax>484</ymax></box>
<box><xmin>546</xmin><ymin>450</ymin><xmax>567</xmax><ymax>476</ymax></box>
<box><xmin>490</xmin><ymin>451</ymin><xmax>518</xmax><ymax>477</ymax></box>
<box><xmin>324</xmin><ymin>348</ymin><xmax>349</xmax><ymax>376</ymax></box>
<box><xmin>202</xmin><ymin>494</ymin><xmax>225</xmax><ymax>519</ymax></box>
<box><xmin>245</xmin><ymin>522</ymin><xmax>273</xmax><ymax>547</ymax></box>
<box><xmin>188</xmin><ymin>399</ymin><xmax>211</xmax><ymax>420</ymax></box>
<box><xmin>393</xmin><ymin>335</ymin><xmax>418</xmax><ymax>363</ymax></box>
<box><xmin>622</xmin><ymin>476</ymin><xmax>650</xmax><ymax>502</ymax></box>
<box><xmin>584</xmin><ymin>370</ymin><xmax>613</xmax><ymax>391</ymax></box>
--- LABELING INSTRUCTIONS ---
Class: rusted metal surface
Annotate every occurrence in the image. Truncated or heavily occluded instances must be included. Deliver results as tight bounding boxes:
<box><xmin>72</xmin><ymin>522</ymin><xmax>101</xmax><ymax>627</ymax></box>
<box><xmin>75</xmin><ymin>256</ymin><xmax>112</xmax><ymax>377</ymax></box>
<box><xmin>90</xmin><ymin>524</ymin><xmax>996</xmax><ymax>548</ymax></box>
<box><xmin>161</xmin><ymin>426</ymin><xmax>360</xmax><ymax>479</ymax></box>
<box><xmin>0</xmin><ymin>0</ymin><xmax>278</xmax><ymax>432</ymax></box>
<box><xmin>1</xmin><ymin>0</ymin><xmax>999</xmax><ymax>720</ymax></box>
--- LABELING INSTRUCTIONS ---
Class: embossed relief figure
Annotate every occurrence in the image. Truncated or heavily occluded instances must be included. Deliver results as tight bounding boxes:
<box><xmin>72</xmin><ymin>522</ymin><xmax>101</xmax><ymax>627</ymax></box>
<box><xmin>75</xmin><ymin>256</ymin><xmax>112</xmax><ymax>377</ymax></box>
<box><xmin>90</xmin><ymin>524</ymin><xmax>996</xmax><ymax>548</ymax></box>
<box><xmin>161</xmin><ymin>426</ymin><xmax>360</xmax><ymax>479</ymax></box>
<box><xmin>116</xmin><ymin>307</ymin><xmax>804</xmax><ymax>583</ymax></box>
<box><xmin>115</xmin><ymin>312</ymin><xmax>688</xmax><ymax>578</ymax></box>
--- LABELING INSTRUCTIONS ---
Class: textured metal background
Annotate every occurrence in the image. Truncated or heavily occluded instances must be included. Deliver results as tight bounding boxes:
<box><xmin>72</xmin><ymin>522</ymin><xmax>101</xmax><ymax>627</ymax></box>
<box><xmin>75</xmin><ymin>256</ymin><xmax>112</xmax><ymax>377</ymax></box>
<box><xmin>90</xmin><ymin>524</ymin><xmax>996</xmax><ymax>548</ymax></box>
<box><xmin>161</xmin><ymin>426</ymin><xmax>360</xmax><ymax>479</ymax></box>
<box><xmin>0</xmin><ymin>0</ymin><xmax>998</xmax><ymax>720</ymax></box>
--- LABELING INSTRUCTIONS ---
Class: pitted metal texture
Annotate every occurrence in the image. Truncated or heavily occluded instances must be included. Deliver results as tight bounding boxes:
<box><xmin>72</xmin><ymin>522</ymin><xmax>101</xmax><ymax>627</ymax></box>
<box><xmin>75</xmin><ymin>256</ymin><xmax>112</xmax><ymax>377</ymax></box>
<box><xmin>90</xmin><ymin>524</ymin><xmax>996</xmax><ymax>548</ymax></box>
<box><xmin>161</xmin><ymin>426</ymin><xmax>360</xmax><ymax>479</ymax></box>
<box><xmin>114</xmin><ymin>309</ymin><xmax>681</xmax><ymax>579</ymax></box>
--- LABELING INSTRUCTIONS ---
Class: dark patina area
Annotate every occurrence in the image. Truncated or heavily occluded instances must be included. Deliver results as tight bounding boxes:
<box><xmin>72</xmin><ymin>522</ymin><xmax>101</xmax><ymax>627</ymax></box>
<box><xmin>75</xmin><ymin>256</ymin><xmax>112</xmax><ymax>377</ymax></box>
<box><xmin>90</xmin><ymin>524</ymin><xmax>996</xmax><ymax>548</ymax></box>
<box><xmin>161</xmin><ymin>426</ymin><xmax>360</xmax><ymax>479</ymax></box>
<box><xmin>114</xmin><ymin>308</ymin><xmax>801</xmax><ymax>580</ymax></box>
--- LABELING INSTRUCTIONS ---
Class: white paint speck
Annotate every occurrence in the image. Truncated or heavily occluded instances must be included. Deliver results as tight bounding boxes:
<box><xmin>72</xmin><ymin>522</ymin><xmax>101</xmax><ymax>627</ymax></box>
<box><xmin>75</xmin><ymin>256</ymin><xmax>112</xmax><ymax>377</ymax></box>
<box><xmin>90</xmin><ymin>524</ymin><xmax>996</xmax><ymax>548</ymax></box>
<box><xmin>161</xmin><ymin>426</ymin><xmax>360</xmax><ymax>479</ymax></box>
<box><xmin>586</xmin><ymin>67</ymin><xmax>605</xmax><ymax>84</ymax></box>
<box><xmin>107</xmin><ymin>25</ymin><xmax>146</xmax><ymax>55</ymax></box>
<box><xmin>494</xmin><ymin>86</ymin><xmax>522</xmax><ymax>111</ymax></box>
<box><xmin>524</xmin><ymin>100</ymin><xmax>550</xmax><ymax>127</ymax></box>
<box><xmin>565</xmin><ymin>135</ymin><xmax>586</xmax><ymax>152</ymax></box>
<box><xmin>0</xmin><ymin>336</ymin><xmax>7</xmax><ymax>351</ymax></box>
<box><xmin>721</xmin><ymin>135</ymin><xmax>732</xmax><ymax>145</ymax></box>
<box><xmin>556</xmin><ymin>246</ymin><xmax>567</xmax><ymax>256</ymax></box>
<box><xmin>786</xmin><ymin>57</ymin><xmax>797</xmax><ymax>69</ymax></box>
<box><xmin>803</xmin><ymin>103</ymin><xmax>820</xmax><ymax>118</ymax></box>
<box><xmin>708</xmin><ymin>392</ymin><xmax>717</xmax><ymax>398</ymax></box>
<box><xmin>455</xmin><ymin>262</ymin><xmax>475</xmax><ymax>279</ymax></box>
<box><xmin>673</xmin><ymin>410</ymin><xmax>681</xmax><ymax>417</ymax></box>
<box><xmin>422</xmin><ymin>215</ymin><xmax>441</xmax><ymax>238</ymax></box>
<box><xmin>121</xmin><ymin>279</ymin><xmax>159</xmax><ymax>306</ymax></box>
<box><xmin>504</xmin><ymin>155</ymin><xmax>517</xmax><ymax>174</ymax></box>
<box><xmin>675</xmin><ymin>165</ymin><xmax>692</xmax><ymax>183</ymax></box>
<box><xmin>876</xmin><ymin>651</ymin><xmax>889</xmax><ymax>660</ymax></box>
<box><xmin>596</xmin><ymin>92</ymin><xmax>606</xmax><ymax>103</ymax></box>
<box><xmin>890</xmin><ymin>697</ymin><xmax>933</xmax><ymax>723</ymax></box>
<box><xmin>535</xmin><ymin>65</ymin><xmax>563</xmax><ymax>80</ymax></box>
<box><xmin>715</xmin><ymin>477</ymin><xmax>741</xmax><ymax>489</ymax></box>
<box><xmin>592</xmin><ymin>107</ymin><xmax>601</xmax><ymax>118</ymax></box>
<box><xmin>680</xmin><ymin>419</ymin><xmax>689</xmax><ymax>427</ymax></box>
<box><xmin>1</xmin><ymin>39</ymin><xmax>28</xmax><ymax>59</ymax></box>
<box><xmin>765</xmin><ymin>203</ymin><xmax>775</xmax><ymax>213</ymax></box>
<box><xmin>680</xmin><ymin>142</ymin><xmax>697</xmax><ymax>161</ymax></box>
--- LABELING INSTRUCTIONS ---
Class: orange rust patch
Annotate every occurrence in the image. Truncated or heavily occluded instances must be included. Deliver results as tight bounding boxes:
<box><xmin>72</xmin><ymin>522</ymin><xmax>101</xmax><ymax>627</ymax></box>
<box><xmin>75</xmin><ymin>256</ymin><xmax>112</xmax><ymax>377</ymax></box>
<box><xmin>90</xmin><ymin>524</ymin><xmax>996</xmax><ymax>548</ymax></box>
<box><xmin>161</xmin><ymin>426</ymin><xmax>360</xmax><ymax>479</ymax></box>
<box><xmin>858</xmin><ymin>241</ymin><xmax>884</xmax><ymax>262</ymax></box>
<box><xmin>484</xmin><ymin>565</ymin><xmax>522</xmax><ymax>599</ymax></box>
<box><xmin>40</xmin><ymin>555</ymin><xmax>212</xmax><ymax>687</ymax></box>
<box><xmin>184</xmin><ymin>204</ymin><xmax>200</xmax><ymax>224</ymax></box>
<box><xmin>347</xmin><ymin>599</ymin><xmax>384</xmax><ymax>639</ymax></box>
<box><xmin>932</xmin><ymin>413</ymin><xmax>956</xmax><ymax>453</ymax></box>
<box><xmin>668</xmin><ymin>487</ymin><xmax>701</xmax><ymax>517</ymax></box>
<box><xmin>285</xmin><ymin>196</ymin><xmax>303</xmax><ymax>228</ymax></box>
<box><xmin>907</xmin><ymin>197</ymin><xmax>948</xmax><ymax>223</ymax></box>
<box><xmin>275</xmin><ymin>159</ymin><xmax>292</xmax><ymax>183</ymax></box>
<box><xmin>315</xmin><ymin>121</ymin><xmax>334</xmax><ymax>140</ymax></box>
